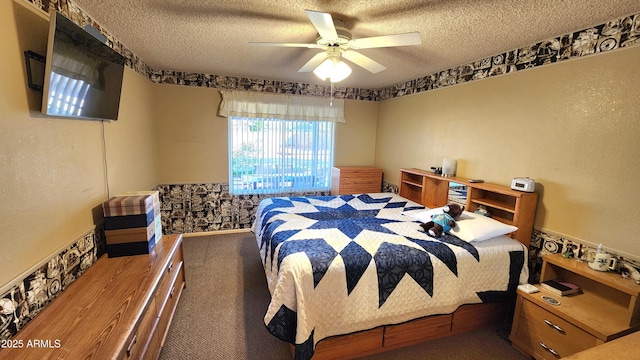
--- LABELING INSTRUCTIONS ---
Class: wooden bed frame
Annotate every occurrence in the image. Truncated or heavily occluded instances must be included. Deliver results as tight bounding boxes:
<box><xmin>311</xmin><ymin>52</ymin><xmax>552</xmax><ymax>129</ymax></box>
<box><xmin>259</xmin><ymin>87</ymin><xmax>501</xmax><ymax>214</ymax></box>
<box><xmin>293</xmin><ymin>170</ymin><xmax>538</xmax><ymax>359</ymax></box>
<box><xmin>308</xmin><ymin>301</ymin><xmax>512</xmax><ymax>360</ymax></box>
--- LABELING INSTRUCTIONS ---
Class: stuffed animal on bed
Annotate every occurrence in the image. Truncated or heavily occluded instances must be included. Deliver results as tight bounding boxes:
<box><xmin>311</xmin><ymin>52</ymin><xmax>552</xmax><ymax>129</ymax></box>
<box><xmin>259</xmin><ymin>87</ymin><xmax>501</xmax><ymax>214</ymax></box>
<box><xmin>420</xmin><ymin>203</ymin><xmax>465</xmax><ymax>237</ymax></box>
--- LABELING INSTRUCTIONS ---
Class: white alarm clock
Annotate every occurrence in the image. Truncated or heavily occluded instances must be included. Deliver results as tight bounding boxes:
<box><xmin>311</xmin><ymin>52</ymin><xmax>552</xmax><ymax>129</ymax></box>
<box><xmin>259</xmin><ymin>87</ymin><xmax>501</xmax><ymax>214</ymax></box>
<box><xmin>511</xmin><ymin>177</ymin><xmax>535</xmax><ymax>192</ymax></box>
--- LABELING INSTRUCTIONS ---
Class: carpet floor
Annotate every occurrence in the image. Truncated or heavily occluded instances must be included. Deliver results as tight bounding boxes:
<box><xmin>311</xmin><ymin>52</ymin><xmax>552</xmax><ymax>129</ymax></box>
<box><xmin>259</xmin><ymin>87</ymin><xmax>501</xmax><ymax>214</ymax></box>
<box><xmin>160</xmin><ymin>233</ymin><xmax>529</xmax><ymax>360</ymax></box>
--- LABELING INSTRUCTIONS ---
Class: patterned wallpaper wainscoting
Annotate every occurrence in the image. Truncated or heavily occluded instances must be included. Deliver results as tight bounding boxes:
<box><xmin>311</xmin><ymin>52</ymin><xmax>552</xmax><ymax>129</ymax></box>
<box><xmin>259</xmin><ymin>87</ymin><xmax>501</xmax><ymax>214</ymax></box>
<box><xmin>0</xmin><ymin>227</ymin><xmax>105</xmax><ymax>340</ymax></box>
<box><xmin>156</xmin><ymin>183</ymin><xmax>330</xmax><ymax>234</ymax></box>
<box><xmin>529</xmin><ymin>230</ymin><xmax>640</xmax><ymax>284</ymax></box>
<box><xmin>3</xmin><ymin>183</ymin><xmax>639</xmax><ymax>341</ymax></box>
<box><xmin>382</xmin><ymin>180</ymin><xmax>398</xmax><ymax>194</ymax></box>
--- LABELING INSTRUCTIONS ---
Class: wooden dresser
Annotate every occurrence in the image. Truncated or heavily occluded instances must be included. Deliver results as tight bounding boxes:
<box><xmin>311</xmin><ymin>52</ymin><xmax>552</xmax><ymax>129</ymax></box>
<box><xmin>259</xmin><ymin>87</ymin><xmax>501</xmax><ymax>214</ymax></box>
<box><xmin>0</xmin><ymin>234</ymin><xmax>185</xmax><ymax>360</ymax></box>
<box><xmin>510</xmin><ymin>254</ymin><xmax>640</xmax><ymax>359</ymax></box>
<box><xmin>331</xmin><ymin>166</ymin><xmax>383</xmax><ymax>195</ymax></box>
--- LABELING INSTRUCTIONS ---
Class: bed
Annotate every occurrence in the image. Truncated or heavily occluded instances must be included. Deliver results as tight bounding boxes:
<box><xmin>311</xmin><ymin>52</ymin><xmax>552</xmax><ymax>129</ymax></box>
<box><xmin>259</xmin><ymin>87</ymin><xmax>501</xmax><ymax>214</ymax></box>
<box><xmin>252</xmin><ymin>192</ymin><xmax>528</xmax><ymax>360</ymax></box>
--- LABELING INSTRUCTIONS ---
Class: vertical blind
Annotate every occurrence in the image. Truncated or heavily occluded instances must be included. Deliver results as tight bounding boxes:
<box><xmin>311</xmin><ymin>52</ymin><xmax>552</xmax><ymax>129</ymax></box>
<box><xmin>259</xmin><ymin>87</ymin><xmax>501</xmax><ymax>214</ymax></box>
<box><xmin>228</xmin><ymin>117</ymin><xmax>335</xmax><ymax>194</ymax></box>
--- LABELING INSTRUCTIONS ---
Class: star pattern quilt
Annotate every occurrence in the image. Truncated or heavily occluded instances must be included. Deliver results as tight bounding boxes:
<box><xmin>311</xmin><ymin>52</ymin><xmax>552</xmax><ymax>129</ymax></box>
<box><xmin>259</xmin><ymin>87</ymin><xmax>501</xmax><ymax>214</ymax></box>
<box><xmin>252</xmin><ymin>193</ymin><xmax>527</xmax><ymax>360</ymax></box>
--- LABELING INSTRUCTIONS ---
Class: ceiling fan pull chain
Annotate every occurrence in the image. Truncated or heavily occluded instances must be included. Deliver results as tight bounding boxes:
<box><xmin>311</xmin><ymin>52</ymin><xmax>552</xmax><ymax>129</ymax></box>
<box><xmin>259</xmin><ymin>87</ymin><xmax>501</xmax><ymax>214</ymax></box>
<box><xmin>330</xmin><ymin>81</ymin><xmax>334</xmax><ymax>106</ymax></box>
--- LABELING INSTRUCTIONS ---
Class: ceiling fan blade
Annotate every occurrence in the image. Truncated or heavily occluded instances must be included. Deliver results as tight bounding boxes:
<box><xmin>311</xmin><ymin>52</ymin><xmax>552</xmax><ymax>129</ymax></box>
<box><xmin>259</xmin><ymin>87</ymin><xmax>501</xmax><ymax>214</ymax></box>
<box><xmin>305</xmin><ymin>10</ymin><xmax>338</xmax><ymax>42</ymax></box>
<box><xmin>249</xmin><ymin>42</ymin><xmax>321</xmax><ymax>48</ymax></box>
<box><xmin>298</xmin><ymin>52</ymin><xmax>328</xmax><ymax>72</ymax></box>
<box><xmin>342</xmin><ymin>50</ymin><xmax>386</xmax><ymax>74</ymax></box>
<box><xmin>349</xmin><ymin>32</ymin><xmax>422</xmax><ymax>49</ymax></box>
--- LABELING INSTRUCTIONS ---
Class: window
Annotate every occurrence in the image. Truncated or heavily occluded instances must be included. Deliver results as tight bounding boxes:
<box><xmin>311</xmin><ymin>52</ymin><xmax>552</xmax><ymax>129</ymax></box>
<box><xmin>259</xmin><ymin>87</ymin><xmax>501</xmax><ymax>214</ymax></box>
<box><xmin>229</xmin><ymin>116</ymin><xmax>335</xmax><ymax>194</ymax></box>
<box><xmin>220</xmin><ymin>90</ymin><xmax>344</xmax><ymax>195</ymax></box>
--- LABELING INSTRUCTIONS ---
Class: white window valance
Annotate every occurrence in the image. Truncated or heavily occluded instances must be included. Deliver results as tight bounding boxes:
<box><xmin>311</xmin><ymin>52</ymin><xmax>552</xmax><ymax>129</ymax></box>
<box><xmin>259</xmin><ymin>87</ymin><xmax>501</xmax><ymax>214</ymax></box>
<box><xmin>218</xmin><ymin>90</ymin><xmax>345</xmax><ymax>123</ymax></box>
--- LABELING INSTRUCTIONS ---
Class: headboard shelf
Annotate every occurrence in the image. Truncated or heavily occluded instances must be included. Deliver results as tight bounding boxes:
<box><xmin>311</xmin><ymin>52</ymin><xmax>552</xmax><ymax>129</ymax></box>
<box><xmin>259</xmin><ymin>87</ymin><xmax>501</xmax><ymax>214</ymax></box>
<box><xmin>470</xmin><ymin>196</ymin><xmax>515</xmax><ymax>213</ymax></box>
<box><xmin>398</xmin><ymin>168</ymin><xmax>538</xmax><ymax>248</ymax></box>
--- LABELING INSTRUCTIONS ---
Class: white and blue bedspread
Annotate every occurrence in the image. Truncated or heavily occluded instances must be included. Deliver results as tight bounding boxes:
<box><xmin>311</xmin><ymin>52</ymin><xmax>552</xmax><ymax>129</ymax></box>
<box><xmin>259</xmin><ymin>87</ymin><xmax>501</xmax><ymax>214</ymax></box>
<box><xmin>252</xmin><ymin>193</ymin><xmax>527</xmax><ymax>360</ymax></box>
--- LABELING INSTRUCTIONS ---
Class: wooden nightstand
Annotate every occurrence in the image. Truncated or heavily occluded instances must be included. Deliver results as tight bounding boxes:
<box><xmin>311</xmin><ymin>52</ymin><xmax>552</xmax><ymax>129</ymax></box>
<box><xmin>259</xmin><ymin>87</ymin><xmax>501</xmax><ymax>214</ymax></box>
<box><xmin>509</xmin><ymin>254</ymin><xmax>640</xmax><ymax>359</ymax></box>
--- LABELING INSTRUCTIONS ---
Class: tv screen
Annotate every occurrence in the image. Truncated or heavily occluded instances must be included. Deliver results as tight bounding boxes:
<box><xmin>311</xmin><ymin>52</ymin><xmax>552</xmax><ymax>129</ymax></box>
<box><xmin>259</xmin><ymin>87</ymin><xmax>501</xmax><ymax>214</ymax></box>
<box><xmin>42</xmin><ymin>12</ymin><xmax>125</xmax><ymax>121</ymax></box>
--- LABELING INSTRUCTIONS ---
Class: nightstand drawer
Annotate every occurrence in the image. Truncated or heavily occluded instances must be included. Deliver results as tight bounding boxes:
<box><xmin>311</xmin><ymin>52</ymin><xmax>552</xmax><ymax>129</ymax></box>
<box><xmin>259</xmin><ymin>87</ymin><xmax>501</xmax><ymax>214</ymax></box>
<box><xmin>514</xmin><ymin>299</ymin><xmax>598</xmax><ymax>359</ymax></box>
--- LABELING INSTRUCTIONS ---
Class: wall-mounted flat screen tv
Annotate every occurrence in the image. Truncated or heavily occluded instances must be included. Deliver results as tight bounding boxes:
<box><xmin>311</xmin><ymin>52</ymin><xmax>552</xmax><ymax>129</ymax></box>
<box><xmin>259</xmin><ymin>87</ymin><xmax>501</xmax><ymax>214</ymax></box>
<box><xmin>41</xmin><ymin>11</ymin><xmax>125</xmax><ymax>121</ymax></box>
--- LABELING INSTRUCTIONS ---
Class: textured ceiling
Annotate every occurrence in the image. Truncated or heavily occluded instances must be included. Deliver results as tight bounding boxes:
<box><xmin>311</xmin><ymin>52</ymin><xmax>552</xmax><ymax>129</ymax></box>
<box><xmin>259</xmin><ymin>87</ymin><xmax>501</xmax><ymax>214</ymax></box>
<box><xmin>72</xmin><ymin>0</ymin><xmax>640</xmax><ymax>89</ymax></box>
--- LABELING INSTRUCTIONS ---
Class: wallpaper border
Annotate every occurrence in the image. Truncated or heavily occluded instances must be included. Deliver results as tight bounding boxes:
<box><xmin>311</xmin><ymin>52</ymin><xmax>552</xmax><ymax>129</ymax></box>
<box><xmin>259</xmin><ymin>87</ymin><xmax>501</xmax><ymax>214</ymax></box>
<box><xmin>24</xmin><ymin>0</ymin><xmax>640</xmax><ymax>101</ymax></box>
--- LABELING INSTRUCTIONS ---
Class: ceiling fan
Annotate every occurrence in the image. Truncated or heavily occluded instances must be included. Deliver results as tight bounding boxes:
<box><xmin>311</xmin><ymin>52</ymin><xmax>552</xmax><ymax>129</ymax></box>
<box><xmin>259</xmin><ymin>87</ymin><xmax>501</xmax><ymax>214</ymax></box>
<box><xmin>249</xmin><ymin>10</ymin><xmax>422</xmax><ymax>82</ymax></box>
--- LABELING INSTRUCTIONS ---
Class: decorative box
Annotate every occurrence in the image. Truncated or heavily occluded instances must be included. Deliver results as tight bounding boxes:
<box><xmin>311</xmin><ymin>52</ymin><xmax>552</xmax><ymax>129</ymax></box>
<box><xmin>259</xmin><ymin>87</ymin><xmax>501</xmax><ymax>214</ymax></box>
<box><xmin>104</xmin><ymin>202</ymin><xmax>160</xmax><ymax>230</ymax></box>
<box><xmin>105</xmin><ymin>215</ymin><xmax>162</xmax><ymax>257</ymax></box>
<box><xmin>102</xmin><ymin>191</ymin><xmax>159</xmax><ymax>217</ymax></box>
<box><xmin>118</xmin><ymin>190</ymin><xmax>160</xmax><ymax>206</ymax></box>
<box><xmin>102</xmin><ymin>190</ymin><xmax>163</xmax><ymax>257</ymax></box>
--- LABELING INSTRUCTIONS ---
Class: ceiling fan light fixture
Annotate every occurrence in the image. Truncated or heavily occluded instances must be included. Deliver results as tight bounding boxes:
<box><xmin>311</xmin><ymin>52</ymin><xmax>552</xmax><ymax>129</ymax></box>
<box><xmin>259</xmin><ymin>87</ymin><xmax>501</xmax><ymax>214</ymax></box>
<box><xmin>253</xmin><ymin>10</ymin><xmax>422</xmax><ymax>81</ymax></box>
<box><xmin>313</xmin><ymin>57</ymin><xmax>352</xmax><ymax>82</ymax></box>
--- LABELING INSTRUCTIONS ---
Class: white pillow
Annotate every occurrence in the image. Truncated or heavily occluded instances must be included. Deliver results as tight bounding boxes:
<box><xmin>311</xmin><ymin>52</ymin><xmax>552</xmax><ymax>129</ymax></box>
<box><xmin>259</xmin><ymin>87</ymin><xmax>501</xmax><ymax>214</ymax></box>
<box><xmin>402</xmin><ymin>208</ymin><xmax>439</xmax><ymax>223</ymax></box>
<box><xmin>451</xmin><ymin>211</ymin><xmax>518</xmax><ymax>242</ymax></box>
<box><xmin>404</xmin><ymin>207</ymin><xmax>517</xmax><ymax>242</ymax></box>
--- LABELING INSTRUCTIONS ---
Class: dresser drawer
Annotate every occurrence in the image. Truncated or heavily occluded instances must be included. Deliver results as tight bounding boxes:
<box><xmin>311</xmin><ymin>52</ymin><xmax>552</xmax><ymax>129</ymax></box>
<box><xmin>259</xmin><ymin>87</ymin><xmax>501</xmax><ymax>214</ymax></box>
<box><xmin>338</xmin><ymin>176</ymin><xmax>382</xmax><ymax>186</ymax></box>
<box><xmin>156</xmin><ymin>261</ymin><xmax>185</xmax><ymax>346</ymax></box>
<box><xmin>143</xmin><ymin>319</ymin><xmax>163</xmax><ymax>360</ymax></box>
<box><xmin>122</xmin><ymin>297</ymin><xmax>158</xmax><ymax>360</ymax></box>
<box><xmin>155</xmin><ymin>244</ymin><xmax>183</xmax><ymax>316</ymax></box>
<box><xmin>513</xmin><ymin>299</ymin><xmax>598</xmax><ymax>359</ymax></box>
<box><xmin>339</xmin><ymin>185</ymin><xmax>381</xmax><ymax>194</ymax></box>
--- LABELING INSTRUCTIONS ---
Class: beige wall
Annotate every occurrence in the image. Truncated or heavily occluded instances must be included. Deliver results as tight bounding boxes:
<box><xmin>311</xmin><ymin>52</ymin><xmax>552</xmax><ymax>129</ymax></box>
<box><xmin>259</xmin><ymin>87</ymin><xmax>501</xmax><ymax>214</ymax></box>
<box><xmin>154</xmin><ymin>85</ymin><xmax>228</xmax><ymax>183</ymax></box>
<box><xmin>335</xmin><ymin>99</ymin><xmax>379</xmax><ymax>167</ymax></box>
<box><xmin>104</xmin><ymin>69</ymin><xmax>158</xmax><ymax>195</ymax></box>
<box><xmin>0</xmin><ymin>1</ymin><xmax>158</xmax><ymax>287</ymax></box>
<box><xmin>375</xmin><ymin>46</ymin><xmax>640</xmax><ymax>257</ymax></box>
<box><xmin>154</xmin><ymin>84</ymin><xmax>379</xmax><ymax>184</ymax></box>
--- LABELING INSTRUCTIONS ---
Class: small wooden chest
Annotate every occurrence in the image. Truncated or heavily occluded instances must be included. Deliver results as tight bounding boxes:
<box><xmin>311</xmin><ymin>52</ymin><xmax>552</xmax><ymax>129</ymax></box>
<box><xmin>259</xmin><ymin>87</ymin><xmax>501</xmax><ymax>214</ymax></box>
<box><xmin>330</xmin><ymin>166</ymin><xmax>383</xmax><ymax>195</ymax></box>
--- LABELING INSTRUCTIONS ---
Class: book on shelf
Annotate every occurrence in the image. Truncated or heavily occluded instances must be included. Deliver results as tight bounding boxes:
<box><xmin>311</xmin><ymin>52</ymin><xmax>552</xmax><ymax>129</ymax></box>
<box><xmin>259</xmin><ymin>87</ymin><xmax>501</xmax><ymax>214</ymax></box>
<box><xmin>540</xmin><ymin>279</ymin><xmax>581</xmax><ymax>296</ymax></box>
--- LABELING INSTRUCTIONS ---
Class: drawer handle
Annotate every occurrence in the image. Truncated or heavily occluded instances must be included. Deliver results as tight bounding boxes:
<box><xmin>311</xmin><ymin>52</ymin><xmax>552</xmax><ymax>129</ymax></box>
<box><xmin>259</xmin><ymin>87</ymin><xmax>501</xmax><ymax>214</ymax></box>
<box><xmin>543</xmin><ymin>319</ymin><xmax>565</xmax><ymax>333</ymax></box>
<box><xmin>170</xmin><ymin>286</ymin><xmax>176</xmax><ymax>299</ymax></box>
<box><xmin>167</xmin><ymin>262</ymin><xmax>173</xmax><ymax>273</ymax></box>
<box><xmin>126</xmin><ymin>334</ymin><xmax>137</xmax><ymax>357</ymax></box>
<box><xmin>539</xmin><ymin>342</ymin><xmax>559</xmax><ymax>357</ymax></box>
